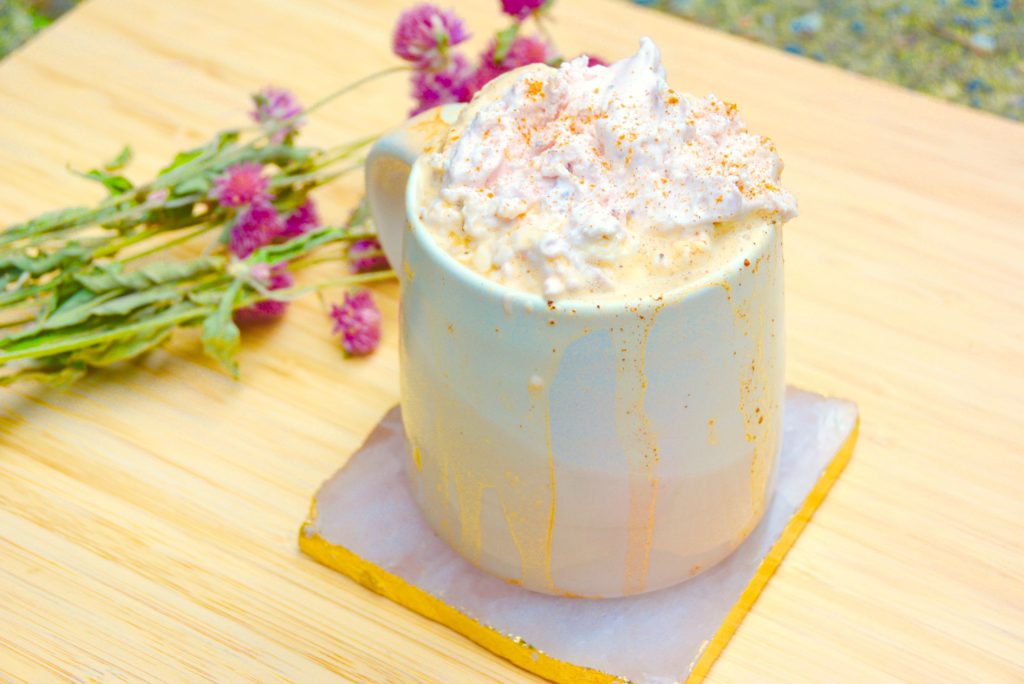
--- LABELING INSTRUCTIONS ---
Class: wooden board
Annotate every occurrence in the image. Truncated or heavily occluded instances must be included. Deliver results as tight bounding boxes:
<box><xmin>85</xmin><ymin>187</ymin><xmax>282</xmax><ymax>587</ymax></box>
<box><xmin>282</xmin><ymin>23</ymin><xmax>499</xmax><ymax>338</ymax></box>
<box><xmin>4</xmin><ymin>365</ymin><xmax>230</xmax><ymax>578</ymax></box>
<box><xmin>0</xmin><ymin>0</ymin><xmax>1021</xmax><ymax>681</ymax></box>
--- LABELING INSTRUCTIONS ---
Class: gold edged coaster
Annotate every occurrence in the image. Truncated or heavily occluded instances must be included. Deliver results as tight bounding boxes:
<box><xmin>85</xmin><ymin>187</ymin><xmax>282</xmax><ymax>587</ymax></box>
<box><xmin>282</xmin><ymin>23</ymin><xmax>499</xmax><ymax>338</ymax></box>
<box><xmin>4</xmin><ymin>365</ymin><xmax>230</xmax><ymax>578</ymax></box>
<box><xmin>300</xmin><ymin>387</ymin><xmax>858</xmax><ymax>683</ymax></box>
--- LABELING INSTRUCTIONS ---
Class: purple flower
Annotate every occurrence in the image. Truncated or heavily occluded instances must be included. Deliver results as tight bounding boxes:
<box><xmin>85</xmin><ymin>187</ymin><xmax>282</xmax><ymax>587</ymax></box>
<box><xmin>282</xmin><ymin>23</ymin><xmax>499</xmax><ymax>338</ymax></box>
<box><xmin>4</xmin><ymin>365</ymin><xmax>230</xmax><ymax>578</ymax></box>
<box><xmin>410</xmin><ymin>53</ymin><xmax>475</xmax><ymax>115</ymax></box>
<box><xmin>330</xmin><ymin>290</ymin><xmax>382</xmax><ymax>356</ymax></box>
<box><xmin>501</xmin><ymin>0</ymin><xmax>547</xmax><ymax>20</ymax></box>
<box><xmin>229</xmin><ymin>201</ymin><xmax>282</xmax><ymax>258</ymax></box>
<box><xmin>348</xmin><ymin>238</ymin><xmax>390</xmax><ymax>274</ymax></box>
<box><xmin>392</xmin><ymin>4</ymin><xmax>470</xmax><ymax>70</ymax></box>
<box><xmin>234</xmin><ymin>266</ymin><xmax>294</xmax><ymax>323</ymax></box>
<box><xmin>211</xmin><ymin>162</ymin><xmax>271</xmax><ymax>208</ymax></box>
<box><xmin>473</xmin><ymin>35</ymin><xmax>557</xmax><ymax>91</ymax></box>
<box><xmin>251</xmin><ymin>86</ymin><xmax>305</xmax><ymax>143</ymax></box>
<box><xmin>279</xmin><ymin>198</ymin><xmax>320</xmax><ymax>240</ymax></box>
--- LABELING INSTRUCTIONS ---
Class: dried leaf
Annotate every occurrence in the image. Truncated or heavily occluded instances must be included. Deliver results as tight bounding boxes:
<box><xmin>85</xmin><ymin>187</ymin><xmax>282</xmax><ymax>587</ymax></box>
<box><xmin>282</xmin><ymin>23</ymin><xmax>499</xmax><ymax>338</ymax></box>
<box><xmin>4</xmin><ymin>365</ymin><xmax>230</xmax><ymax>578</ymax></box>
<box><xmin>0</xmin><ymin>360</ymin><xmax>86</xmax><ymax>387</ymax></box>
<box><xmin>74</xmin><ymin>257</ymin><xmax>224</xmax><ymax>293</ymax></box>
<box><xmin>186</xmin><ymin>290</ymin><xmax>225</xmax><ymax>306</ymax></box>
<box><xmin>88</xmin><ymin>286</ymin><xmax>183</xmax><ymax>318</ymax></box>
<box><xmin>201</xmin><ymin>279</ymin><xmax>242</xmax><ymax>378</ymax></box>
<box><xmin>2</xmin><ymin>206</ymin><xmax>90</xmax><ymax>238</ymax></box>
<box><xmin>34</xmin><ymin>290</ymin><xmax>121</xmax><ymax>332</ymax></box>
<box><xmin>0</xmin><ymin>242</ymin><xmax>91</xmax><ymax>277</ymax></box>
<box><xmin>173</xmin><ymin>175</ymin><xmax>213</xmax><ymax>196</ymax></box>
<box><xmin>74</xmin><ymin>326</ymin><xmax>173</xmax><ymax>367</ymax></box>
<box><xmin>249</xmin><ymin>225</ymin><xmax>349</xmax><ymax>265</ymax></box>
<box><xmin>0</xmin><ymin>300</ymin><xmax>200</xmax><ymax>359</ymax></box>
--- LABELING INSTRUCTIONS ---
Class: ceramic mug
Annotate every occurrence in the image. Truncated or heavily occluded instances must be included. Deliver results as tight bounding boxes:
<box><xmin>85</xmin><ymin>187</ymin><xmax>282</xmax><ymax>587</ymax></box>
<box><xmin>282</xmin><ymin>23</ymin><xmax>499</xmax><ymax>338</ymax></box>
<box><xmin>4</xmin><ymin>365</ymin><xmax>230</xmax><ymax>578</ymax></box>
<box><xmin>365</xmin><ymin>103</ymin><xmax>785</xmax><ymax>598</ymax></box>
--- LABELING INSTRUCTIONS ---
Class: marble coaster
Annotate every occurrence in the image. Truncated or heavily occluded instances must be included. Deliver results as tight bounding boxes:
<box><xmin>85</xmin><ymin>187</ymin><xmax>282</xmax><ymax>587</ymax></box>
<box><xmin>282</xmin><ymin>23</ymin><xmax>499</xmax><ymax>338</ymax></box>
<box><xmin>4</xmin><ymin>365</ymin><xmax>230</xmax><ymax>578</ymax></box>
<box><xmin>300</xmin><ymin>387</ymin><xmax>858</xmax><ymax>683</ymax></box>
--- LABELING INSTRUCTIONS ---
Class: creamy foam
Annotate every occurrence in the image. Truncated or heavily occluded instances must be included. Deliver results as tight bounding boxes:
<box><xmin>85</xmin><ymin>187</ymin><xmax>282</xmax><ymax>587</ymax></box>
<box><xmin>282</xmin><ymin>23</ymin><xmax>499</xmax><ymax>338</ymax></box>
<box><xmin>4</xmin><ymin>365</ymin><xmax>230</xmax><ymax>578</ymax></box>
<box><xmin>418</xmin><ymin>38</ymin><xmax>797</xmax><ymax>298</ymax></box>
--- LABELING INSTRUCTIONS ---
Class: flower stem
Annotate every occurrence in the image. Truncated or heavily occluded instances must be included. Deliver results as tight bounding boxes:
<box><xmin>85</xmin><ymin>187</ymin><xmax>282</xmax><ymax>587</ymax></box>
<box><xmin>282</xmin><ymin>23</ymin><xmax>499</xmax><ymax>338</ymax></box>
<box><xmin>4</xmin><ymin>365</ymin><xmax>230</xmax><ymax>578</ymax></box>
<box><xmin>121</xmin><ymin>223</ymin><xmax>219</xmax><ymax>264</ymax></box>
<box><xmin>303</xmin><ymin>65</ymin><xmax>410</xmax><ymax>118</ymax></box>
<box><xmin>0</xmin><ymin>305</ymin><xmax>210</xmax><ymax>363</ymax></box>
<box><xmin>534</xmin><ymin>13</ymin><xmax>560</xmax><ymax>56</ymax></box>
<box><xmin>283</xmin><ymin>270</ymin><xmax>395</xmax><ymax>297</ymax></box>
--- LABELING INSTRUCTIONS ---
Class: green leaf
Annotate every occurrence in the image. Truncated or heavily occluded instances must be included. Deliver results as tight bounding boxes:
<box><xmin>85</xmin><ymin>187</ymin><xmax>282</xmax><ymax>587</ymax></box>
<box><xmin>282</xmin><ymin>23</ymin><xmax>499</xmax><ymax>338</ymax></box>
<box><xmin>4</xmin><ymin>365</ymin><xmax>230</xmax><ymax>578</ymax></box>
<box><xmin>493</xmin><ymin>25</ymin><xmax>520</xmax><ymax>64</ymax></box>
<box><xmin>0</xmin><ymin>301</ymin><xmax>203</xmax><ymax>362</ymax></box>
<box><xmin>173</xmin><ymin>175</ymin><xmax>213</xmax><ymax>196</ymax></box>
<box><xmin>211</xmin><ymin>130</ymin><xmax>241</xmax><ymax>152</ymax></box>
<box><xmin>201</xmin><ymin>279</ymin><xmax>242</xmax><ymax>378</ymax></box>
<box><xmin>103</xmin><ymin>145</ymin><xmax>134</xmax><ymax>172</ymax></box>
<box><xmin>256</xmin><ymin>144</ymin><xmax>316</xmax><ymax>167</ymax></box>
<box><xmin>46</xmin><ymin>286</ymin><xmax>98</xmax><ymax>321</ymax></box>
<box><xmin>156</xmin><ymin>130</ymin><xmax>239</xmax><ymax>182</ymax></box>
<box><xmin>0</xmin><ymin>361</ymin><xmax>86</xmax><ymax>387</ymax></box>
<box><xmin>74</xmin><ymin>257</ymin><xmax>224</xmax><ymax>293</ymax></box>
<box><xmin>344</xmin><ymin>195</ymin><xmax>370</xmax><ymax>229</ymax></box>
<box><xmin>248</xmin><ymin>225</ymin><xmax>350</xmax><ymax>266</ymax></box>
<box><xmin>158</xmin><ymin>149</ymin><xmax>204</xmax><ymax>177</ymax></box>
<box><xmin>0</xmin><ymin>242</ymin><xmax>91</xmax><ymax>277</ymax></box>
<box><xmin>89</xmin><ymin>286</ymin><xmax>183</xmax><ymax>318</ymax></box>
<box><xmin>2</xmin><ymin>206</ymin><xmax>91</xmax><ymax>238</ymax></box>
<box><xmin>73</xmin><ymin>168</ymin><xmax>134</xmax><ymax>196</ymax></box>
<box><xmin>74</xmin><ymin>327</ymin><xmax>174</xmax><ymax>367</ymax></box>
<box><xmin>3</xmin><ymin>286</ymin><xmax>181</xmax><ymax>344</ymax></box>
<box><xmin>31</xmin><ymin>290</ymin><xmax>121</xmax><ymax>333</ymax></box>
<box><xmin>186</xmin><ymin>290</ymin><xmax>225</xmax><ymax>306</ymax></box>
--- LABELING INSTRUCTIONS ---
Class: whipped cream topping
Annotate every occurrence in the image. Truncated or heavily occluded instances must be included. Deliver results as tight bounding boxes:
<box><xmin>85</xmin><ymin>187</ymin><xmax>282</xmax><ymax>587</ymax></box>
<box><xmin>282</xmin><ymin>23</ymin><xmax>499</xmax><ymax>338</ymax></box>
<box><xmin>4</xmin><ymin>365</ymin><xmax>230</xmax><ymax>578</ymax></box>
<box><xmin>421</xmin><ymin>38</ymin><xmax>797</xmax><ymax>298</ymax></box>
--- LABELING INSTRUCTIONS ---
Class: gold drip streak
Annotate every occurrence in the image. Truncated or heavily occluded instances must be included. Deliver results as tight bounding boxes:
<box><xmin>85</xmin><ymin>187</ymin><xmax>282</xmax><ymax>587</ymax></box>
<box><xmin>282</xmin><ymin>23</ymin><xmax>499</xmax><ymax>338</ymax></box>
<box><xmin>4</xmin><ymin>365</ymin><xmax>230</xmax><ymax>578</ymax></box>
<box><xmin>616</xmin><ymin>300</ymin><xmax>664</xmax><ymax>596</ymax></box>
<box><xmin>544</xmin><ymin>409</ymin><xmax>557</xmax><ymax>590</ymax></box>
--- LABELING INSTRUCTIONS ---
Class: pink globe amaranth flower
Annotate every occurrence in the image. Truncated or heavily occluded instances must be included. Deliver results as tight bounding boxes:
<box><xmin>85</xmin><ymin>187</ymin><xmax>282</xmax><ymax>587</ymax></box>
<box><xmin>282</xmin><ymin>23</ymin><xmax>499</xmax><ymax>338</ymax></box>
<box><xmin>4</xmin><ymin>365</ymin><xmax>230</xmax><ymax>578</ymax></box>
<box><xmin>251</xmin><ymin>86</ymin><xmax>305</xmax><ymax>143</ymax></box>
<box><xmin>348</xmin><ymin>238</ymin><xmax>390</xmax><ymax>274</ymax></box>
<box><xmin>473</xmin><ymin>35</ymin><xmax>557</xmax><ymax>92</ymax></box>
<box><xmin>410</xmin><ymin>53</ymin><xmax>474</xmax><ymax>116</ymax></box>
<box><xmin>211</xmin><ymin>162</ymin><xmax>271</xmax><ymax>208</ymax></box>
<box><xmin>229</xmin><ymin>201</ymin><xmax>282</xmax><ymax>258</ymax></box>
<box><xmin>501</xmin><ymin>0</ymin><xmax>547</xmax><ymax>20</ymax></box>
<box><xmin>279</xmin><ymin>198</ymin><xmax>320</xmax><ymax>240</ymax></box>
<box><xmin>392</xmin><ymin>4</ymin><xmax>470</xmax><ymax>70</ymax></box>
<box><xmin>234</xmin><ymin>266</ymin><xmax>294</xmax><ymax>324</ymax></box>
<box><xmin>330</xmin><ymin>290</ymin><xmax>382</xmax><ymax>357</ymax></box>
<box><xmin>584</xmin><ymin>54</ymin><xmax>608</xmax><ymax>67</ymax></box>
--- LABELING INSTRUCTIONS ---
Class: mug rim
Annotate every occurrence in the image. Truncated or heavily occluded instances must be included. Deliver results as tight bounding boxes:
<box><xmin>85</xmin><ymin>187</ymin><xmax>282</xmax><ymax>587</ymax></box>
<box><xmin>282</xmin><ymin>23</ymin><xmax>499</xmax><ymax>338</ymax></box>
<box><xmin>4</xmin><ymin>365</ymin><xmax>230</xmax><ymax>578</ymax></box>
<box><xmin>404</xmin><ymin>158</ymin><xmax>779</xmax><ymax>314</ymax></box>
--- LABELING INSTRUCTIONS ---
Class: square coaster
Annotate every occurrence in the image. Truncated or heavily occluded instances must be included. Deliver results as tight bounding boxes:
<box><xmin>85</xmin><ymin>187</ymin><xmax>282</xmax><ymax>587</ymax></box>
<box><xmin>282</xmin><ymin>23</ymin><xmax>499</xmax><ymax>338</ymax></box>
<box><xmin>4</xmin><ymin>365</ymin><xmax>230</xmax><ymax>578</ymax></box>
<box><xmin>300</xmin><ymin>387</ymin><xmax>858</xmax><ymax>683</ymax></box>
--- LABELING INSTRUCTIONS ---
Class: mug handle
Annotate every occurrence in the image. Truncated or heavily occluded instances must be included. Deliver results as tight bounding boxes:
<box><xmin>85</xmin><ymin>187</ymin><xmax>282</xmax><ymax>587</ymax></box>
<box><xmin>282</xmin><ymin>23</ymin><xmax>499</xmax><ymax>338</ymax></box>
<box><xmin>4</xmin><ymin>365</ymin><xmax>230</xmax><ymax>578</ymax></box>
<box><xmin>365</xmin><ymin>103</ymin><xmax>464</xmax><ymax>282</ymax></box>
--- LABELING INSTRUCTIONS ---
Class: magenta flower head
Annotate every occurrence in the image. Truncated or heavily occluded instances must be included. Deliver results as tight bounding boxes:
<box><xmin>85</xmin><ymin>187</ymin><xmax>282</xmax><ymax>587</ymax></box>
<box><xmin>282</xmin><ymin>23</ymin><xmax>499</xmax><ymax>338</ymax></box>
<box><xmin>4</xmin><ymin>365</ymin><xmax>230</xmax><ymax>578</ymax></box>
<box><xmin>584</xmin><ymin>54</ymin><xmax>608</xmax><ymax>67</ymax></box>
<box><xmin>392</xmin><ymin>4</ymin><xmax>469</xmax><ymax>70</ymax></box>
<box><xmin>234</xmin><ymin>266</ymin><xmax>294</xmax><ymax>323</ymax></box>
<box><xmin>251</xmin><ymin>86</ymin><xmax>305</xmax><ymax>143</ymax></box>
<box><xmin>410</xmin><ymin>53</ymin><xmax>474</xmax><ymax>115</ymax></box>
<box><xmin>279</xmin><ymin>198</ymin><xmax>320</xmax><ymax>240</ymax></box>
<box><xmin>211</xmin><ymin>162</ymin><xmax>271</xmax><ymax>208</ymax></box>
<box><xmin>229</xmin><ymin>201</ymin><xmax>282</xmax><ymax>258</ymax></box>
<box><xmin>348</xmin><ymin>238</ymin><xmax>390</xmax><ymax>274</ymax></box>
<box><xmin>330</xmin><ymin>290</ymin><xmax>382</xmax><ymax>356</ymax></box>
<box><xmin>501</xmin><ymin>0</ymin><xmax>547</xmax><ymax>20</ymax></box>
<box><xmin>473</xmin><ymin>35</ymin><xmax>557</xmax><ymax>91</ymax></box>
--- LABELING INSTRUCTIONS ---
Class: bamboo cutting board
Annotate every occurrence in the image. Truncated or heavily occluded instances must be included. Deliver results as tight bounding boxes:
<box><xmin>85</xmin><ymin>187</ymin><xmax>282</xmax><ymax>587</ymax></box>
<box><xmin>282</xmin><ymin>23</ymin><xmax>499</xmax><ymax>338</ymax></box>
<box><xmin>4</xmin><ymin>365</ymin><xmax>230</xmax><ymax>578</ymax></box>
<box><xmin>0</xmin><ymin>0</ymin><xmax>1022</xmax><ymax>681</ymax></box>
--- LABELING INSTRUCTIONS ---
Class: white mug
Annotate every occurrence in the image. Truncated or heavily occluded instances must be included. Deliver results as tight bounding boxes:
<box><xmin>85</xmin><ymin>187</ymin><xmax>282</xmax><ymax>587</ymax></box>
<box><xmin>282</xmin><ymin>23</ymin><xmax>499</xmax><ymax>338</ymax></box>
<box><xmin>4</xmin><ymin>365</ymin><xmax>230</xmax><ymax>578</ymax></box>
<box><xmin>366</xmin><ymin>103</ymin><xmax>785</xmax><ymax>598</ymax></box>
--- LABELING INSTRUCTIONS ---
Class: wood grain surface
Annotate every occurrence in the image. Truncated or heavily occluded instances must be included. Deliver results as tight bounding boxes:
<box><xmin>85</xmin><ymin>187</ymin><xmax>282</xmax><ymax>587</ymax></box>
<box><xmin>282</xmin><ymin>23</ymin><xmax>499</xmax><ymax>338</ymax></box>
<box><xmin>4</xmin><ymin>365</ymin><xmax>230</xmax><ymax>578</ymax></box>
<box><xmin>0</xmin><ymin>0</ymin><xmax>1021</xmax><ymax>681</ymax></box>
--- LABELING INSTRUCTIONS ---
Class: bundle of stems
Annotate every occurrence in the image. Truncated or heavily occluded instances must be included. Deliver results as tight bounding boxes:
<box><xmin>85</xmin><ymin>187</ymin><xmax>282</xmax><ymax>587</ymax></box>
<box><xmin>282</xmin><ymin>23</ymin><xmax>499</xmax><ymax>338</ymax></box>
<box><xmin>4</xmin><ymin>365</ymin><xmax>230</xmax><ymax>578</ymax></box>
<box><xmin>0</xmin><ymin>81</ymin><xmax>397</xmax><ymax>386</ymax></box>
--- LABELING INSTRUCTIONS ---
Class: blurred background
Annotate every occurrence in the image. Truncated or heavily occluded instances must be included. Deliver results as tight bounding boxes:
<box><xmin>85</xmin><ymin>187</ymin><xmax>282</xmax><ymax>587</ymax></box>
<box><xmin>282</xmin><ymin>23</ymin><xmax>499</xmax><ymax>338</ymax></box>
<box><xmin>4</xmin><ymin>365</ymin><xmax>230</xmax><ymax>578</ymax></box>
<box><xmin>2</xmin><ymin>0</ymin><xmax>1021</xmax><ymax>120</ymax></box>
